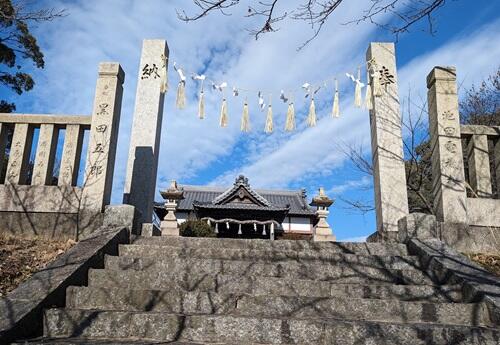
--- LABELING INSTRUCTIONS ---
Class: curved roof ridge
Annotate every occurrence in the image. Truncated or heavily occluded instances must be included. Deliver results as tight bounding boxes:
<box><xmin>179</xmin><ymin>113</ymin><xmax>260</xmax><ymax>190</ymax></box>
<box><xmin>212</xmin><ymin>175</ymin><xmax>271</xmax><ymax>207</ymax></box>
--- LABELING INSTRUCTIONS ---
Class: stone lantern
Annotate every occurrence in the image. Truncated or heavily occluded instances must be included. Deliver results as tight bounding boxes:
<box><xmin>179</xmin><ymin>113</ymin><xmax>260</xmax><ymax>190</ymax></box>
<box><xmin>310</xmin><ymin>187</ymin><xmax>336</xmax><ymax>242</ymax></box>
<box><xmin>159</xmin><ymin>180</ymin><xmax>184</xmax><ymax>236</ymax></box>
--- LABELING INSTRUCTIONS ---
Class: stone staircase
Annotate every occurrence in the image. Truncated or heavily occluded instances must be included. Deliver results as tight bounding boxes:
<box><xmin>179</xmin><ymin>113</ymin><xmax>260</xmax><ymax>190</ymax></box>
<box><xmin>18</xmin><ymin>237</ymin><xmax>500</xmax><ymax>344</ymax></box>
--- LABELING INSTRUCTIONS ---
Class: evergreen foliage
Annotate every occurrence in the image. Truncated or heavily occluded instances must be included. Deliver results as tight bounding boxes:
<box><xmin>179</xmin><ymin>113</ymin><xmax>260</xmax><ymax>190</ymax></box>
<box><xmin>0</xmin><ymin>0</ymin><xmax>64</xmax><ymax>112</ymax></box>
<box><xmin>179</xmin><ymin>220</ymin><xmax>216</xmax><ymax>238</ymax></box>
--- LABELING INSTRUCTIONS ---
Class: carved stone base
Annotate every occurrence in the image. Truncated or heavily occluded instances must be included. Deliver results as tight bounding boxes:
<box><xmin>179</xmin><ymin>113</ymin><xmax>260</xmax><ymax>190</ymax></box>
<box><xmin>160</xmin><ymin>221</ymin><xmax>179</xmax><ymax>236</ymax></box>
<box><xmin>160</xmin><ymin>201</ymin><xmax>179</xmax><ymax>236</ymax></box>
<box><xmin>313</xmin><ymin>209</ymin><xmax>335</xmax><ymax>242</ymax></box>
<box><xmin>313</xmin><ymin>233</ymin><xmax>336</xmax><ymax>242</ymax></box>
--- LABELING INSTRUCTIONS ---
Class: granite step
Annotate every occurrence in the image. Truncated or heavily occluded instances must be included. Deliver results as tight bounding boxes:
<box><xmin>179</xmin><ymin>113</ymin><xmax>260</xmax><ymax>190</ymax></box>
<box><xmin>105</xmin><ymin>254</ymin><xmax>423</xmax><ymax>278</ymax></box>
<box><xmin>14</xmin><ymin>339</ymin><xmax>207</xmax><ymax>345</ymax></box>
<box><xmin>43</xmin><ymin>309</ymin><xmax>500</xmax><ymax>344</ymax></box>
<box><xmin>79</xmin><ymin>275</ymin><xmax>464</xmax><ymax>302</ymax></box>
<box><xmin>66</xmin><ymin>287</ymin><xmax>483</xmax><ymax>326</ymax></box>
<box><xmin>115</xmin><ymin>248</ymin><xmax>421</xmax><ymax>269</ymax></box>
<box><xmin>89</xmin><ymin>259</ymin><xmax>433</xmax><ymax>287</ymax></box>
<box><xmin>119</xmin><ymin>244</ymin><xmax>414</xmax><ymax>264</ymax></box>
<box><xmin>129</xmin><ymin>236</ymin><xmax>410</xmax><ymax>255</ymax></box>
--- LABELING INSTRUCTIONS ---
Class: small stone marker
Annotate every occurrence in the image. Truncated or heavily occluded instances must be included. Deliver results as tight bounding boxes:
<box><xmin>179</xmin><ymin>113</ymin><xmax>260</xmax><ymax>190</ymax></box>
<box><xmin>123</xmin><ymin>39</ymin><xmax>169</xmax><ymax>225</ymax></box>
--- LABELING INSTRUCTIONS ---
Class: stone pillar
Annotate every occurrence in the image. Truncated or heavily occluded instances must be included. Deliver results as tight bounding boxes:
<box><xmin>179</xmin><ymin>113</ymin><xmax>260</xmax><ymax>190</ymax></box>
<box><xmin>366</xmin><ymin>42</ymin><xmax>409</xmax><ymax>234</ymax></box>
<box><xmin>5</xmin><ymin>123</ymin><xmax>33</xmax><ymax>184</ymax></box>
<box><xmin>58</xmin><ymin>124</ymin><xmax>84</xmax><ymax>186</ymax></box>
<box><xmin>0</xmin><ymin>123</ymin><xmax>10</xmax><ymax>183</ymax></box>
<box><xmin>427</xmin><ymin>66</ymin><xmax>467</xmax><ymax>223</ymax></box>
<box><xmin>123</xmin><ymin>39</ymin><xmax>169</xmax><ymax>225</ymax></box>
<box><xmin>81</xmin><ymin>62</ymin><xmax>124</xmax><ymax>212</ymax></box>
<box><xmin>32</xmin><ymin>124</ymin><xmax>58</xmax><ymax>185</ymax></box>
<box><xmin>467</xmin><ymin>134</ymin><xmax>492</xmax><ymax>197</ymax></box>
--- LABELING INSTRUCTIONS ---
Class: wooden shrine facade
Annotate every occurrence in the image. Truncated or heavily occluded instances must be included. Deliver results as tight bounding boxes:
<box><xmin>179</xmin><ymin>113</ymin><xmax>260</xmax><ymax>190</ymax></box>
<box><xmin>154</xmin><ymin>175</ymin><xmax>317</xmax><ymax>237</ymax></box>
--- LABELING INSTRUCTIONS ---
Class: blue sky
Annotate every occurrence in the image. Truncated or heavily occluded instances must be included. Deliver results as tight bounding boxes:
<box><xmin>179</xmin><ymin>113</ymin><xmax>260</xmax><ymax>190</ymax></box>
<box><xmin>2</xmin><ymin>0</ymin><xmax>500</xmax><ymax>241</ymax></box>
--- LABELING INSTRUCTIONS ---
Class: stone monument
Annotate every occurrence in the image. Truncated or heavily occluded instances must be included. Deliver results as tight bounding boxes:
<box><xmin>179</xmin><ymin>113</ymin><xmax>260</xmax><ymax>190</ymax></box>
<box><xmin>366</xmin><ymin>42</ymin><xmax>409</xmax><ymax>236</ymax></box>
<box><xmin>159</xmin><ymin>180</ymin><xmax>184</xmax><ymax>236</ymax></box>
<box><xmin>310</xmin><ymin>187</ymin><xmax>336</xmax><ymax>242</ymax></box>
<box><xmin>123</xmin><ymin>39</ymin><xmax>169</xmax><ymax>226</ymax></box>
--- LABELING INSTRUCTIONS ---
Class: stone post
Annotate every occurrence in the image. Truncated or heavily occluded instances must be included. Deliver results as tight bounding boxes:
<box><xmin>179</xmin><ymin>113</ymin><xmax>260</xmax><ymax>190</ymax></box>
<box><xmin>467</xmin><ymin>134</ymin><xmax>492</xmax><ymax>197</ymax></box>
<box><xmin>123</xmin><ymin>39</ymin><xmax>169</xmax><ymax>225</ymax></box>
<box><xmin>5</xmin><ymin>123</ymin><xmax>33</xmax><ymax>184</ymax></box>
<box><xmin>427</xmin><ymin>66</ymin><xmax>467</xmax><ymax>223</ymax></box>
<box><xmin>0</xmin><ymin>123</ymin><xmax>10</xmax><ymax>183</ymax></box>
<box><xmin>58</xmin><ymin>124</ymin><xmax>84</xmax><ymax>186</ymax></box>
<box><xmin>366</xmin><ymin>42</ymin><xmax>409</xmax><ymax>235</ymax></box>
<box><xmin>159</xmin><ymin>180</ymin><xmax>183</xmax><ymax>236</ymax></box>
<box><xmin>310</xmin><ymin>187</ymin><xmax>336</xmax><ymax>242</ymax></box>
<box><xmin>32</xmin><ymin>124</ymin><xmax>58</xmax><ymax>185</ymax></box>
<box><xmin>81</xmin><ymin>62</ymin><xmax>124</xmax><ymax>212</ymax></box>
<box><xmin>495</xmin><ymin>139</ymin><xmax>500</xmax><ymax>199</ymax></box>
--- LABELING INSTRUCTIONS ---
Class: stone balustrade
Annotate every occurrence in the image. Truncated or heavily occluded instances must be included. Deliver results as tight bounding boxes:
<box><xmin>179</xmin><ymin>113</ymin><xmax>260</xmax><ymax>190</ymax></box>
<box><xmin>0</xmin><ymin>62</ymin><xmax>124</xmax><ymax>240</ymax></box>
<box><xmin>0</xmin><ymin>114</ymin><xmax>91</xmax><ymax>187</ymax></box>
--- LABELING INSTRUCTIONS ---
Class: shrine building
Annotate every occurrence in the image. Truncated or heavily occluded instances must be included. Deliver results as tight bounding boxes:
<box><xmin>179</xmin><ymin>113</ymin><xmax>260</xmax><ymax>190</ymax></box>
<box><xmin>154</xmin><ymin>175</ymin><xmax>318</xmax><ymax>238</ymax></box>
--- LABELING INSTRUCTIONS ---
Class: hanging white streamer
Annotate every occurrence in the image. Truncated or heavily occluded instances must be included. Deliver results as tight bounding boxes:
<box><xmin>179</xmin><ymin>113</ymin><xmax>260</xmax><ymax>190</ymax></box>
<box><xmin>258</xmin><ymin>91</ymin><xmax>266</xmax><ymax>110</ymax></box>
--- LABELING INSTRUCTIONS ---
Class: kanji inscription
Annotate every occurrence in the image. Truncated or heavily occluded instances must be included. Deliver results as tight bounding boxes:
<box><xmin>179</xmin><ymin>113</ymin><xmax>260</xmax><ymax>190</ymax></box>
<box><xmin>141</xmin><ymin>63</ymin><xmax>160</xmax><ymax>79</ymax></box>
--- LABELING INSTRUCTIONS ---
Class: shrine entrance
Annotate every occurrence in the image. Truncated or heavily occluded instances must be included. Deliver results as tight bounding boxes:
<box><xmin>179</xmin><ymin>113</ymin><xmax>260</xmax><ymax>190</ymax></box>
<box><xmin>124</xmin><ymin>40</ymin><xmax>408</xmax><ymax>241</ymax></box>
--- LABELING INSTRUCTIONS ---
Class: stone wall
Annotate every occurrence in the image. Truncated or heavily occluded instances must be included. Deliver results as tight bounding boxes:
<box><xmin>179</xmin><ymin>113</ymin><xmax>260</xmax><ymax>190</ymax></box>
<box><xmin>0</xmin><ymin>63</ymin><xmax>124</xmax><ymax>240</ymax></box>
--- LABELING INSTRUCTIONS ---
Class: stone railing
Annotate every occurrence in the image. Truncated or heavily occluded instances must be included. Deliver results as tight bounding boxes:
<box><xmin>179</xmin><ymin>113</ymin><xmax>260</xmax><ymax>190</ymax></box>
<box><xmin>427</xmin><ymin>66</ymin><xmax>500</xmax><ymax>252</ymax></box>
<box><xmin>0</xmin><ymin>62</ymin><xmax>124</xmax><ymax>240</ymax></box>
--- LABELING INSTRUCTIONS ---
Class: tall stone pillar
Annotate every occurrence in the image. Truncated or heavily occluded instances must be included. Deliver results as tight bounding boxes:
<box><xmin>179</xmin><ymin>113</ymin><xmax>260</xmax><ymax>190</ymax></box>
<box><xmin>81</xmin><ymin>62</ymin><xmax>124</xmax><ymax>212</ymax></box>
<box><xmin>123</xmin><ymin>39</ymin><xmax>169</xmax><ymax>225</ymax></box>
<box><xmin>366</xmin><ymin>42</ymin><xmax>409</xmax><ymax>235</ymax></box>
<box><xmin>427</xmin><ymin>66</ymin><xmax>467</xmax><ymax>223</ymax></box>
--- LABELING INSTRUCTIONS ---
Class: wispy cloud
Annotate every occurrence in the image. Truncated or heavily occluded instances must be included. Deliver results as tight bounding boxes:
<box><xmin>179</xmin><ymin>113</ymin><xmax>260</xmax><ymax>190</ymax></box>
<box><xmin>7</xmin><ymin>0</ymin><xmax>500</xmax><ymax>237</ymax></box>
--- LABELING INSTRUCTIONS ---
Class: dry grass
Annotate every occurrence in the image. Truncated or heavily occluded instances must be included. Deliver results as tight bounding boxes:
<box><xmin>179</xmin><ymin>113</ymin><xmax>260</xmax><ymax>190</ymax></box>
<box><xmin>466</xmin><ymin>253</ymin><xmax>500</xmax><ymax>277</ymax></box>
<box><xmin>0</xmin><ymin>234</ymin><xmax>75</xmax><ymax>297</ymax></box>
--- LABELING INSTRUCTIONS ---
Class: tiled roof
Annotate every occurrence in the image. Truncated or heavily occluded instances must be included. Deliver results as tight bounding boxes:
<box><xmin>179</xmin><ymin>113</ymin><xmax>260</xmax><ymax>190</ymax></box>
<box><xmin>193</xmin><ymin>201</ymin><xmax>290</xmax><ymax>212</ymax></box>
<box><xmin>212</xmin><ymin>175</ymin><xmax>271</xmax><ymax>206</ymax></box>
<box><xmin>158</xmin><ymin>184</ymin><xmax>315</xmax><ymax>216</ymax></box>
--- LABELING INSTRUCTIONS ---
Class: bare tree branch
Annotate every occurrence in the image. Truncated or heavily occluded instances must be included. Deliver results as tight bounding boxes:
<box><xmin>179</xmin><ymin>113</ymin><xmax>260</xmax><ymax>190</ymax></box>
<box><xmin>178</xmin><ymin>0</ymin><xmax>450</xmax><ymax>49</ymax></box>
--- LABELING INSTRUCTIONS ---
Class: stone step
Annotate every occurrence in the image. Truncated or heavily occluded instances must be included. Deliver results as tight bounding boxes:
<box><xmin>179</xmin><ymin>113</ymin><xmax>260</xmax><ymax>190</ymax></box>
<box><xmin>80</xmin><ymin>275</ymin><xmax>464</xmax><ymax>302</ymax></box>
<box><xmin>44</xmin><ymin>309</ymin><xmax>500</xmax><ymax>344</ymax></box>
<box><xmin>90</xmin><ymin>257</ymin><xmax>433</xmax><ymax>286</ymax></box>
<box><xmin>115</xmin><ymin>247</ymin><xmax>421</xmax><ymax>269</ymax></box>
<box><xmin>14</xmin><ymin>339</ymin><xmax>207</xmax><ymax>345</ymax></box>
<box><xmin>105</xmin><ymin>254</ymin><xmax>423</xmax><ymax>280</ymax></box>
<box><xmin>66</xmin><ymin>286</ymin><xmax>480</xmax><ymax>326</ymax></box>
<box><xmin>129</xmin><ymin>236</ymin><xmax>410</xmax><ymax>255</ymax></box>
